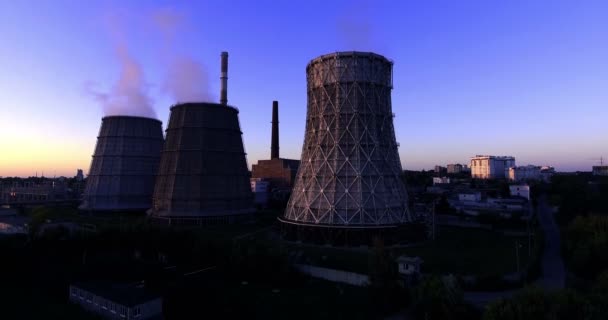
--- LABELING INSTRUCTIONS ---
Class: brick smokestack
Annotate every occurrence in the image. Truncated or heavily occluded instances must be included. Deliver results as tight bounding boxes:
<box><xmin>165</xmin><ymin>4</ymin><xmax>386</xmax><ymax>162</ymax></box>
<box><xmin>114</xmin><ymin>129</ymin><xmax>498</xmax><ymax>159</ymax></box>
<box><xmin>220</xmin><ymin>52</ymin><xmax>228</xmax><ymax>105</ymax></box>
<box><xmin>271</xmin><ymin>100</ymin><xmax>279</xmax><ymax>159</ymax></box>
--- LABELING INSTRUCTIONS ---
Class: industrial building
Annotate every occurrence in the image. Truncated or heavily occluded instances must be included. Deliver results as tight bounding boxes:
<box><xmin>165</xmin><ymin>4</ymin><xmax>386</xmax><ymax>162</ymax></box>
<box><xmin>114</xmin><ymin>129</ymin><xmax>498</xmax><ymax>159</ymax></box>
<box><xmin>432</xmin><ymin>177</ymin><xmax>450</xmax><ymax>185</ymax></box>
<box><xmin>149</xmin><ymin>52</ymin><xmax>253</xmax><ymax>225</ymax></box>
<box><xmin>510</xmin><ymin>184</ymin><xmax>531</xmax><ymax>200</ymax></box>
<box><xmin>470</xmin><ymin>155</ymin><xmax>515</xmax><ymax>179</ymax></box>
<box><xmin>434</xmin><ymin>165</ymin><xmax>447</xmax><ymax>176</ymax></box>
<box><xmin>0</xmin><ymin>179</ymin><xmax>69</xmax><ymax>204</ymax></box>
<box><xmin>281</xmin><ymin>52</ymin><xmax>420</xmax><ymax>245</ymax></box>
<box><xmin>251</xmin><ymin>101</ymin><xmax>301</xmax><ymax>192</ymax></box>
<box><xmin>79</xmin><ymin>116</ymin><xmax>163</xmax><ymax>212</ymax></box>
<box><xmin>250</xmin><ymin>178</ymin><xmax>270</xmax><ymax>206</ymax></box>
<box><xmin>69</xmin><ymin>282</ymin><xmax>162</xmax><ymax>319</ymax></box>
<box><xmin>447</xmin><ymin>164</ymin><xmax>464</xmax><ymax>174</ymax></box>
<box><xmin>593</xmin><ymin>166</ymin><xmax>608</xmax><ymax>176</ymax></box>
<box><xmin>507</xmin><ymin>165</ymin><xmax>541</xmax><ymax>181</ymax></box>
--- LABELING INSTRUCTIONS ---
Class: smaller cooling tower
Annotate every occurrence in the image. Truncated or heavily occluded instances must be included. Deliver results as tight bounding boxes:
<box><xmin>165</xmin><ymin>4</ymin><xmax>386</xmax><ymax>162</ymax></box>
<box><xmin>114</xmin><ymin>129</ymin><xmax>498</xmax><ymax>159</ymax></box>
<box><xmin>80</xmin><ymin>116</ymin><xmax>163</xmax><ymax>212</ymax></box>
<box><xmin>149</xmin><ymin>102</ymin><xmax>253</xmax><ymax>224</ymax></box>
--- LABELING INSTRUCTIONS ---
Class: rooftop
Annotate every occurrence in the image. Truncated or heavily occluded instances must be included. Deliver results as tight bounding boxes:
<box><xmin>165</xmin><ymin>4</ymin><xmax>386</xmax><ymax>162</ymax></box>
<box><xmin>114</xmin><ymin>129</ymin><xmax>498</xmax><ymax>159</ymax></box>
<box><xmin>71</xmin><ymin>281</ymin><xmax>160</xmax><ymax>307</ymax></box>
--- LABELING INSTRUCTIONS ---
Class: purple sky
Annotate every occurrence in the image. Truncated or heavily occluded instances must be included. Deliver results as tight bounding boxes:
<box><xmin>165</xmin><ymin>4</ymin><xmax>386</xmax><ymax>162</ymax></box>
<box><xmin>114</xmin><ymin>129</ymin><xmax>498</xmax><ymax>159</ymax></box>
<box><xmin>1</xmin><ymin>0</ymin><xmax>607</xmax><ymax>177</ymax></box>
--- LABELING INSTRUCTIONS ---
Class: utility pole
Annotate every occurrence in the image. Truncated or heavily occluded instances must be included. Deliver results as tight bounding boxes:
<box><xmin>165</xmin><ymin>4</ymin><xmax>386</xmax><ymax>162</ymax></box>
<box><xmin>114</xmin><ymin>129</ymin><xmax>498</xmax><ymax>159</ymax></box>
<box><xmin>432</xmin><ymin>201</ymin><xmax>436</xmax><ymax>240</ymax></box>
<box><xmin>515</xmin><ymin>240</ymin><xmax>520</xmax><ymax>275</ymax></box>
<box><xmin>528</xmin><ymin>218</ymin><xmax>532</xmax><ymax>259</ymax></box>
<box><xmin>430</xmin><ymin>200</ymin><xmax>437</xmax><ymax>240</ymax></box>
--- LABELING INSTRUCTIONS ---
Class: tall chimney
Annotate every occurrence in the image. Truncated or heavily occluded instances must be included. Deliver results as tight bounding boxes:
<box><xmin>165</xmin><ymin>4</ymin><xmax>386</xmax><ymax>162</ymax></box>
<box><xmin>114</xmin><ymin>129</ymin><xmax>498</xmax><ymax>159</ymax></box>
<box><xmin>220</xmin><ymin>51</ymin><xmax>228</xmax><ymax>105</ymax></box>
<box><xmin>271</xmin><ymin>100</ymin><xmax>279</xmax><ymax>159</ymax></box>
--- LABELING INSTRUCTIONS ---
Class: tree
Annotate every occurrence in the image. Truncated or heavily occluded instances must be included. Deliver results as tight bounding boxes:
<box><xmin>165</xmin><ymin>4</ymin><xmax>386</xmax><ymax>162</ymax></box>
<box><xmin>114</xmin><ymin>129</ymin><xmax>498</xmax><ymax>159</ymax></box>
<box><xmin>412</xmin><ymin>275</ymin><xmax>472</xmax><ymax>320</ymax></box>
<box><xmin>368</xmin><ymin>237</ymin><xmax>402</xmax><ymax>312</ymax></box>
<box><xmin>483</xmin><ymin>287</ymin><xmax>588</xmax><ymax>320</ymax></box>
<box><xmin>563</xmin><ymin>215</ymin><xmax>608</xmax><ymax>278</ymax></box>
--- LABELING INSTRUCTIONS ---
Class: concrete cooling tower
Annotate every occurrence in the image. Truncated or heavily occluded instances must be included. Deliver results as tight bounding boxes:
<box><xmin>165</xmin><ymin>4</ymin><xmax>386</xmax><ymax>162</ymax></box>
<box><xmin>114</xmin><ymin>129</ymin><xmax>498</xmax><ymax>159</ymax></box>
<box><xmin>148</xmin><ymin>102</ymin><xmax>254</xmax><ymax>225</ymax></box>
<box><xmin>280</xmin><ymin>52</ymin><xmax>419</xmax><ymax>245</ymax></box>
<box><xmin>80</xmin><ymin>116</ymin><xmax>163</xmax><ymax>212</ymax></box>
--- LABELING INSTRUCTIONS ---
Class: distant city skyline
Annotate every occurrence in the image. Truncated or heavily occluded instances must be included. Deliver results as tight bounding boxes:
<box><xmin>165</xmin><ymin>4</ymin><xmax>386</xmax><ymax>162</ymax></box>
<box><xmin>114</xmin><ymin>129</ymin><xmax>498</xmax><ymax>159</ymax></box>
<box><xmin>1</xmin><ymin>0</ymin><xmax>607</xmax><ymax>177</ymax></box>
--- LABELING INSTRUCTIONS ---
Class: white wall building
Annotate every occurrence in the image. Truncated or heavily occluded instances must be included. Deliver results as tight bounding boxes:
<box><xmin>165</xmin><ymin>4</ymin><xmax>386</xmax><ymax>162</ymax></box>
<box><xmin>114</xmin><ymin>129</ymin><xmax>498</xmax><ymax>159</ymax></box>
<box><xmin>250</xmin><ymin>178</ymin><xmax>269</xmax><ymax>193</ymax></box>
<box><xmin>396</xmin><ymin>256</ymin><xmax>423</xmax><ymax>277</ymax></box>
<box><xmin>250</xmin><ymin>178</ymin><xmax>270</xmax><ymax>205</ymax></box>
<box><xmin>432</xmin><ymin>177</ymin><xmax>451</xmax><ymax>185</ymax></box>
<box><xmin>510</xmin><ymin>185</ymin><xmax>531</xmax><ymax>200</ymax></box>
<box><xmin>470</xmin><ymin>155</ymin><xmax>516</xmax><ymax>179</ymax></box>
<box><xmin>458</xmin><ymin>191</ymin><xmax>482</xmax><ymax>202</ymax></box>
<box><xmin>508</xmin><ymin>165</ymin><xmax>541</xmax><ymax>181</ymax></box>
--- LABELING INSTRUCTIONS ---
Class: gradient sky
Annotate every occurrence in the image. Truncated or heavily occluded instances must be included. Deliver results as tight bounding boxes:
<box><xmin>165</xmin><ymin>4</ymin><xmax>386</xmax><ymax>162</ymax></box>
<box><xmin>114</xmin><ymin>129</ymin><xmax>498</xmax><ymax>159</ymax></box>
<box><xmin>1</xmin><ymin>0</ymin><xmax>607</xmax><ymax>177</ymax></box>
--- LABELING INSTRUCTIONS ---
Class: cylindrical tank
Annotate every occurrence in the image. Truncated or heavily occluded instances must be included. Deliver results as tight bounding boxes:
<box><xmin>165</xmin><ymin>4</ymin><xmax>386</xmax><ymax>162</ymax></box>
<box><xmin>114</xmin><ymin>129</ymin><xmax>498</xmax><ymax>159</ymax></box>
<box><xmin>149</xmin><ymin>102</ymin><xmax>253</xmax><ymax>223</ymax></box>
<box><xmin>80</xmin><ymin>116</ymin><xmax>163</xmax><ymax>211</ymax></box>
<box><xmin>282</xmin><ymin>52</ymin><xmax>412</xmax><ymax>231</ymax></box>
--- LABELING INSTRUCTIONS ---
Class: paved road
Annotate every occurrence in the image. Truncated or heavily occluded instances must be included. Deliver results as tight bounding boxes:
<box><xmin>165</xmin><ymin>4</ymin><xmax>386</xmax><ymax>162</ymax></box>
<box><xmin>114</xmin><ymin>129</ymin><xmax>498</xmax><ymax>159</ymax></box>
<box><xmin>534</xmin><ymin>195</ymin><xmax>566</xmax><ymax>290</ymax></box>
<box><xmin>463</xmin><ymin>195</ymin><xmax>566</xmax><ymax>308</ymax></box>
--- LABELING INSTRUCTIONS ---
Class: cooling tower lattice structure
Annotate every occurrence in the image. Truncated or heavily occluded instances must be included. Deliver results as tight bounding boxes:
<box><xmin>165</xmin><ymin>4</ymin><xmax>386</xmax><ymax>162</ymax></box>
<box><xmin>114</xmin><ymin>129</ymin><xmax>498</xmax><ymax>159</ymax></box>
<box><xmin>281</xmin><ymin>52</ymin><xmax>418</xmax><ymax>245</ymax></box>
<box><xmin>80</xmin><ymin>116</ymin><xmax>163</xmax><ymax>212</ymax></box>
<box><xmin>149</xmin><ymin>102</ymin><xmax>254</xmax><ymax>225</ymax></box>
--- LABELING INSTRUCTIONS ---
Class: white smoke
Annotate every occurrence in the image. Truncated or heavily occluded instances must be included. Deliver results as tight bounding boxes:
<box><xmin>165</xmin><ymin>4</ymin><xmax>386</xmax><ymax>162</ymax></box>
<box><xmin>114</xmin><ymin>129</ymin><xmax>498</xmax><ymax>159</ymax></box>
<box><xmin>85</xmin><ymin>7</ymin><xmax>214</xmax><ymax>116</ymax></box>
<box><xmin>336</xmin><ymin>0</ymin><xmax>385</xmax><ymax>53</ymax></box>
<box><xmin>85</xmin><ymin>12</ymin><xmax>156</xmax><ymax>118</ymax></box>
<box><xmin>151</xmin><ymin>8</ymin><xmax>214</xmax><ymax>103</ymax></box>
<box><xmin>84</xmin><ymin>45</ymin><xmax>156</xmax><ymax>118</ymax></box>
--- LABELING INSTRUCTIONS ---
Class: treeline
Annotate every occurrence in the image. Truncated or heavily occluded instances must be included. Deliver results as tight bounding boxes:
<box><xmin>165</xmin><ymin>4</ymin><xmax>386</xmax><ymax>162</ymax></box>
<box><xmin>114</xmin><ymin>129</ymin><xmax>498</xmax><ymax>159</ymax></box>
<box><xmin>549</xmin><ymin>174</ymin><xmax>608</xmax><ymax>224</ymax></box>
<box><xmin>484</xmin><ymin>275</ymin><xmax>608</xmax><ymax>320</ymax></box>
<box><xmin>562</xmin><ymin>215</ymin><xmax>608</xmax><ymax>279</ymax></box>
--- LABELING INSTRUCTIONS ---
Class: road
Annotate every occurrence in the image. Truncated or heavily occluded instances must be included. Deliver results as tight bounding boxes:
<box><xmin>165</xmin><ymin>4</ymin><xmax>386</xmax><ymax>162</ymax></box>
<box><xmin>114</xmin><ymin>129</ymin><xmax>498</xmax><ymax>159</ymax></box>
<box><xmin>463</xmin><ymin>195</ymin><xmax>566</xmax><ymax>308</ymax></box>
<box><xmin>534</xmin><ymin>195</ymin><xmax>566</xmax><ymax>290</ymax></box>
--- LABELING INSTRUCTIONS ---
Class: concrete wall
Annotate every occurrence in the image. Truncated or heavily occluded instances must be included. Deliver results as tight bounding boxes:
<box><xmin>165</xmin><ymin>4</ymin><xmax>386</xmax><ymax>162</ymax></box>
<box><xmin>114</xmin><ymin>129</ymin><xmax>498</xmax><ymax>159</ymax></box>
<box><xmin>151</xmin><ymin>102</ymin><xmax>253</xmax><ymax>218</ymax></box>
<box><xmin>69</xmin><ymin>285</ymin><xmax>162</xmax><ymax>319</ymax></box>
<box><xmin>295</xmin><ymin>264</ymin><xmax>369</xmax><ymax>287</ymax></box>
<box><xmin>134</xmin><ymin>299</ymin><xmax>163</xmax><ymax>320</ymax></box>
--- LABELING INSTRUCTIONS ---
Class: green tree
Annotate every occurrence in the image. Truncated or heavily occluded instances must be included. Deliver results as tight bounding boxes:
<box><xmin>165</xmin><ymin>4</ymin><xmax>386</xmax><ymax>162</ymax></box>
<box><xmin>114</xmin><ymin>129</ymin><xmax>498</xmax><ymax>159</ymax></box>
<box><xmin>368</xmin><ymin>237</ymin><xmax>402</xmax><ymax>312</ymax></box>
<box><xmin>563</xmin><ymin>215</ymin><xmax>608</xmax><ymax>278</ymax></box>
<box><xmin>412</xmin><ymin>275</ymin><xmax>470</xmax><ymax>320</ymax></box>
<box><xmin>483</xmin><ymin>287</ymin><xmax>588</xmax><ymax>320</ymax></box>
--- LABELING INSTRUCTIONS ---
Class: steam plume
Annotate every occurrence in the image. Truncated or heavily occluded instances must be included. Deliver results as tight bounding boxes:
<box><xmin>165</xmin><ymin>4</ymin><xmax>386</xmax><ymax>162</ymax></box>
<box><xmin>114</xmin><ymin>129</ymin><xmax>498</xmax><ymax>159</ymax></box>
<box><xmin>336</xmin><ymin>0</ymin><xmax>384</xmax><ymax>53</ymax></box>
<box><xmin>86</xmin><ymin>12</ymin><xmax>156</xmax><ymax>118</ymax></box>
<box><xmin>151</xmin><ymin>8</ymin><xmax>214</xmax><ymax>102</ymax></box>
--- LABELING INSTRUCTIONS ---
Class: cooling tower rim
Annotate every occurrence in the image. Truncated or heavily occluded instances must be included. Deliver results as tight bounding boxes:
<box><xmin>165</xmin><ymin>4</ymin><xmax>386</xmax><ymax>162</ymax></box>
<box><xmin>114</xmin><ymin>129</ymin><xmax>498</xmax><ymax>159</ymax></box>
<box><xmin>307</xmin><ymin>51</ymin><xmax>393</xmax><ymax>69</ymax></box>
<box><xmin>278</xmin><ymin>217</ymin><xmax>409</xmax><ymax>229</ymax></box>
<box><xmin>101</xmin><ymin>115</ymin><xmax>162</xmax><ymax>123</ymax></box>
<box><xmin>170</xmin><ymin>102</ymin><xmax>239</xmax><ymax>113</ymax></box>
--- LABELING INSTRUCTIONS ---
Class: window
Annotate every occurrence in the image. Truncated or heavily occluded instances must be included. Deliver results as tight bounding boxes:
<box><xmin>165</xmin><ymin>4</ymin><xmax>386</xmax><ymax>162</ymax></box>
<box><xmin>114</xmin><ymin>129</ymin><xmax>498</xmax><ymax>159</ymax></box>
<box><xmin>71</xmin><ymin>287</ymin><xmax>77</xmax><ymax>296</ymax></box>
<box><xmin>133</xmin><ymin>307</ymin><xmax>141</xmax><ymax>318</ymax></box>
<box><xmin>102</xmin><ymin>300</ymin><xmax>108</xmax><ymax>310</ymax></box>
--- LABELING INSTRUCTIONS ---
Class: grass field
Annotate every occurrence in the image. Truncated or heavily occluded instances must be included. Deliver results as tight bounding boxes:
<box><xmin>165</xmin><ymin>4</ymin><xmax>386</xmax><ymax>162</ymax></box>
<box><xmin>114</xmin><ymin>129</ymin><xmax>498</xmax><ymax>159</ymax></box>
<box><xmin>284</xmin><ymin>226</ymin><xmax>536</xmax><ymax>277</ymax></box>
<box><xmin>21</xmin><ymin>206</ymin><xmax>537</xmax><ymax>277</ymax></box>
<box><xmin>394</xmin><ymin>226</ymin><xmax>535</xmax><ymax>276</ymax></box>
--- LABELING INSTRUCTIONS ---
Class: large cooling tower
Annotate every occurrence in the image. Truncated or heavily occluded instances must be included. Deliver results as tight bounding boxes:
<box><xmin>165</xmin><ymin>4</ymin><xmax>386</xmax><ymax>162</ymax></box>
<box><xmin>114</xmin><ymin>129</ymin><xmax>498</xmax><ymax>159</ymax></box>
<box><xmin>149</xmin><ymin>102</ymin><xmax>253</xmax><ymax>224</ymax></box>
<box><xmin>281</xmin><ymin>52</ymin><xmax>415</xmax><ymax>244</ymax></box>
<box><xmin>80</xmin><ymin>116</ymin><xmax>163</xmax><ymax>212</ymax></box>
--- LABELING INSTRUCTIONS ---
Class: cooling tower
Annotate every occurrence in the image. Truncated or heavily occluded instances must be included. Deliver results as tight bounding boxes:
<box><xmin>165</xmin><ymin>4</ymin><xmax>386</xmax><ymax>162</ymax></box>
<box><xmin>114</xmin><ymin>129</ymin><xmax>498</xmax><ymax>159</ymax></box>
<box><xmin>149</xmin><ymin>102</ymin><xmax>254</xmax><ymax>225</ymax></box>
<box><xmin>80</xmin><ymin>116</ymin><xmax>163</xmax><ymax>212</ymax></box>
<box><xmin>280</xmin><ymin>52</ymin><xmax>417</xmax><ymax>245</ymax></box>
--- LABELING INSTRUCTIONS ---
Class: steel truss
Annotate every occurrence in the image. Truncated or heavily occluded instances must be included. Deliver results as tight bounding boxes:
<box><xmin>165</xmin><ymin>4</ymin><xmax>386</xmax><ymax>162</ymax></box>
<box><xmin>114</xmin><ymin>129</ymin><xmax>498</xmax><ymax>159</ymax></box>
<box><xmin>283</xmin><ymin>52</ymin><xmax>412</xmax><ymax>229</ymax></box>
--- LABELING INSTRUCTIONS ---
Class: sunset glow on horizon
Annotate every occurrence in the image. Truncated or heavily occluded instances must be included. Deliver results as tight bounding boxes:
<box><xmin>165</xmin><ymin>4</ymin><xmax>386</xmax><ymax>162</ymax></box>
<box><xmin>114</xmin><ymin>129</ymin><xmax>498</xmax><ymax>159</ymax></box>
<box><xmin>1</xmin><ymin>0</ymin><xmax>607</xmax><ymax>177</ymax></box>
